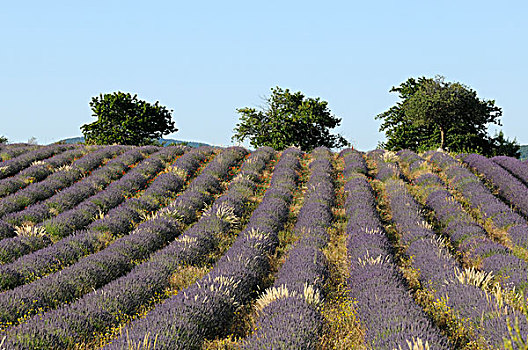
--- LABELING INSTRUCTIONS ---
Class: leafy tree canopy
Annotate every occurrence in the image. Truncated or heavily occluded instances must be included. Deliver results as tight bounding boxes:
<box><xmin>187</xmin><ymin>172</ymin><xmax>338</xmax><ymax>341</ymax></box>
<box><xmin>0</xmin><ymin>136</ymin><xmax>7</xmax><ymax>145</ymax></box>
<box><xmin>376</xmin><ymin>76</ymin><xmax>520</xmax><ymax>157</ymax></box>
<box><xmin>232</xmin><ymin>86</ymin><xmax>349</xmax><ymax>151</ymax></box>
<box><xmin>81</xmin><ymin>92</ymin><xmax>177</xmax><ymax>146</ymax></box>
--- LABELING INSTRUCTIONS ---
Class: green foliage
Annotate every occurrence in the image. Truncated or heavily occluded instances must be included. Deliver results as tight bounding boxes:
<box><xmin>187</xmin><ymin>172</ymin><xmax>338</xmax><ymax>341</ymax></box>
<box><xmin>81</xmin><ymin>92</ymin><xmax>177</xmax><ymax>146</ymax></box>
<box><xmin>232</xmin><ymin>86</ymin><xmax>349</xmax><ymax>151</ymax></box>
<box><xmin>0</xmin><ymin>136</ymin><xmax>7</xmax><ymax>145</ymax></box>
<box><xmin>490</xmin><ymin>130</ymin><xmax>521</xmax><ymax>157</ymax></box>
<box><xmin>376</xmin><ymin>76</ymin><xmax>519</xmax><ymax>157</ymax></box>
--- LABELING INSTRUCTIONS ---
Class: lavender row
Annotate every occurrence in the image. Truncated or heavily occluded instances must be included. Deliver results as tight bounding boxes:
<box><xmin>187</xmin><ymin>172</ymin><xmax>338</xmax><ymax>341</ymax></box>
<box><xmin>59</xmin><ymin>145</ymin><xmax>188</xmax><ymax>238</ymax></box>
<box><xmin>0</xmin><ymin>146</ymin><xmax>176</xmax><ymax>264</ymax></box>
<box><xmin>342</xmin><ymin>147</ymin><xmax>367</xmax><ymax>177</ymax></box>
<box><xmin>104</xmin><ymin>148</ymin><xmax>302</xmax><ymax>350</ymax></box>
<box><xmin>492</xmin><ymin>155</ymin><xmax>528</xmax><ymax>187</ymax></box>
<box><xmin>368</xmin><ymin>149</ymin><xmax>402</xmax><ymax>181</ymax></box>
<box><xmin>343</xmin><ymin>149</ymin><xmax>449</xmax><ymax>349</ymax></box>
<box><xmin>0</xmin><ymin>147</ymin><xmax>247</xmax><ymax>329</ymax></box>
<box><xmin>378</xmin><ymin>155</ymin><xmax>526</xmax><ymax>348</ymax></box>
<box><xmin>0</xmin><ymin>146</ymin><xmax>88</xmax><ymax>199</ymax></box>
<box><xmin>0</xmin><ymin>147</ymin><xmax>212</xmax><ymax>292</ymax></box>
<box><xmin>0</xmin><ymin>146</ymin><xmax>154</xmax><ymax>242</ymax></box>
<box><xmin>6</xmin><ymin>147</ymin><xmax>275</xmax><ymax>349</ymax></box>
<box><xmin>0</xmin><ymin>147</ymin><xmax>89</xmax><ymax>238</ymax></box>
<box><xmin>243</xmin><ymin>147</ymin><xmax>333</xmax><ymax>349</ymax></box>
<box><xmin>395</xmin><ymin>148</ymin><xmax>426</xmax><ymax>173</ymax></box>
<box><xmin>428</xmin><ymin>152</ymin><xmax>528</xmax><ymax>248</ymax></box>
<box><xmin>0</xmin><ymin>144</ymin><xmax>53</xmax><ymax>174</ymax></box>
<box><xmin>0</xmin><ymin>144</ymin><xmax>76</xmax><ymax>180</ymax></box>
<box><xmin>397</xmin><ymin>150</ymin><xmax>528</xmax><ymax>292</ymax></box>
<box><xmin>461</xmin><ymin>153</ymin><xmax>528</xmax><ymax>218</ymax></box>
<box><xmin>4</xmin><ymin>146</ymin><xmax>158</xmax><ymax>227</ymax></box>
<box><xmin>0</xmin><ymin>145</ymin><xmax>129</xmax><ymax>218</ymax></box>
<box><xmin>0</xmin><ymin>144</ymin><xmax>41</xmax><ymax>162</ymax></box>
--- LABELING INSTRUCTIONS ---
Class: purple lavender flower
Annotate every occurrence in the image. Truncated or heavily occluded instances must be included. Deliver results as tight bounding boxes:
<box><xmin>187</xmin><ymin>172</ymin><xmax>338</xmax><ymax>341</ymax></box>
<box><xmin>101</xmin><ymin>148</ymin><xmax>301</xmax><ymax>350</ymax></box>
<box><xmin>0</xmin><ymin>147</ymin><xmax>214</xmax><ymax>292</ymax></box>
<box><xmin>428</xmin><ymin>151</ymin><xmax>528</xmax><ymax>249</ymax></box>
<box><xmin>0</xmin><ymin>148</ymin><xmax>249</xmax><ymax>331</ymax></box>
<box><xmin>385</xmin><ymin>151</ymin><xmax>528</xmax><ymax>346</ymax></box>
<box><xmin>0</xmin><ymin>146</ymin><xmax>86</xmax><ymax>199</ymax></box>
<box><xmin>0</xmin><ymin>144</ymin><xmax>75</xmax><ymax>179</ymax></box>
<box><xmin>461</xmin><ymin>153</ymin><xmax>528</xmax><ymax>218</ymax></box>
<box><xmin>0</xmin><ymin>144</ymin><xmax>42</xmax><ymax>162</ymax></box>
<box><xmin>243</xmin><ymin>147</ymin><xmax>333</xmax><ymax>348</ymax></box>
<box><xmin>344</xmin><ymin>150</ymin><xmax>449</xmax><ymax>349</ymax></box>
<box><xmin>0</xmin><ymin>145</ymin><xmax>128</xmax><ymax>218</ymax></box>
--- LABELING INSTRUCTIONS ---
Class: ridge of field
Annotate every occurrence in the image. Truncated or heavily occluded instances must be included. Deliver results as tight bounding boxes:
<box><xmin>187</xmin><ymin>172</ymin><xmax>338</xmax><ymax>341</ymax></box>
<box><xmin>1</xmin><ymin>143</ymin><xmax>528</xmax><ymax>349</ymax></box>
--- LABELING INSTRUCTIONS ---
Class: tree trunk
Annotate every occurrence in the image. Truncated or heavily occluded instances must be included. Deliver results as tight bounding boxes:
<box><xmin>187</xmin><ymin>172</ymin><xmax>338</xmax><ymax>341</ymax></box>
<box><xmin>439</xmin><ymin>125</ymin><xmax>445</xmax><ymax>150</ymax></box>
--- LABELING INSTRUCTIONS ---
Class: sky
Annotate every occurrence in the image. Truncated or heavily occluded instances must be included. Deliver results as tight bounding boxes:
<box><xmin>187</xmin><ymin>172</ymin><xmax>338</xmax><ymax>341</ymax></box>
<box><xmin>1</xmin><ymin>0</ymin><xmax>527</xmax><ymax>151</ymax></box>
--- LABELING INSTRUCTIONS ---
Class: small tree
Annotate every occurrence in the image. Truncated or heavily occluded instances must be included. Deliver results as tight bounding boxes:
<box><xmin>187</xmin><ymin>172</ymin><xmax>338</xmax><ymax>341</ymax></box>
<box><xmin>376</xmin><ymin>76</ymin><xmax>519</xmax><ymax>157</ymax></box>
<box><xmin>0</xmin><ymin>136</ymin><xmax>7</xmax><ymax>145</ymax></box>
<box><xmin>81</xmin><ymin>92</ymin><xmax>177</xmax><ymax>145</ymax></box>
<box><xmin>232</xmin><ymin>86</ymin><xmax>349</xmax><ymax>151</ymax></box>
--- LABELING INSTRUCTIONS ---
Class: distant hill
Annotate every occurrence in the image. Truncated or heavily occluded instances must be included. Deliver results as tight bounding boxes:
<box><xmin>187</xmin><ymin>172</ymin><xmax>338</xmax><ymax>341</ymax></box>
<box><xmin>520</xmin><ymin>145</ymin><xmax>528</xmax><ymax>160</ymax></box>
<box><xmin>58</xmin><ymin>137</ymin><xmax>211</xmax><ymax>148</ymax></box>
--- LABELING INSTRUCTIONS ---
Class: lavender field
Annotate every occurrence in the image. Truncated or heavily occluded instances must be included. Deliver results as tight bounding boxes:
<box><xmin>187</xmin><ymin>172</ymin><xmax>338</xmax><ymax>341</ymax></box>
<box><xmin>1</xmin><ymin>143</ymin><xmax>528</xmax><ymax>349</ymax></box>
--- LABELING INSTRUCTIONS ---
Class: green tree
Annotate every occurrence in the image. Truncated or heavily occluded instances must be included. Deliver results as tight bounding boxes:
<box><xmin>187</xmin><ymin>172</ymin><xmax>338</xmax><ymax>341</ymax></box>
<box><xmin>81</xmin><ymin>92</ymin><xmax>177</xmax><ymax>145</ymax></box>
<box><xmin>490</xmin><ymin>130</ymin><xmax>521</xmax><ymax>157</ymax></box>
<box><xmin>232</xmin><ymin>86</ymin><xmax>349</xmax><ymax>151</ymax></box>
<box><xmin>376</xmin><ymin>76</ymin><xmax>519</xmax><ymax>157</ymax></box>
<box><xmin>0</xmin><ymin>136</ymin><xmax>7</xmax><ymax>145</ymax></box>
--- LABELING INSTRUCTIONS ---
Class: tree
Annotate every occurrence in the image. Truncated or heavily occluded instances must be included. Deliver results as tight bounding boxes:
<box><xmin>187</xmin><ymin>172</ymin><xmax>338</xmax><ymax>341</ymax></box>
<box><xmin>81</xmin><ymin>92</ymin><xmax>177</xmax><ymax>146</ymax></box>
<box><xmin>232</xmin><ymin>86</ymin><xmax>349</xmax><ymax>151</ymax></box>
<box><xmin>0</xmin><ymin>136</ymin><xmax>7</xmax><ymax>145</ymax></box>
<box><xmin>376</xmin><ymin>76</ymin><xmax>519</xmax><ymax>157</ymax></box>
<box><xmin>490</xmin><ymin>130</ymin><xmax>521</xmax><ymax>157</ymax></box>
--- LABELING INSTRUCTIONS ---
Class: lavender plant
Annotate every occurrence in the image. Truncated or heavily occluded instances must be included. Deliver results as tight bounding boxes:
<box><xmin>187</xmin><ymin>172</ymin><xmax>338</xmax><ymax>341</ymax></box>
<box><xmin>0</xmin><ymin>146</ymin><xmax>175</xmax><ymax>264</ymax></box>
<box><xmin>461</xmin><ymin>153</ymin><xmax>528</xmax><ymax>218</ymax></box>
<box><xmin>0</xmin><ymin>221</ymin><xmax>15</xmax><ymax>240</ymax></box>
<box><xmin>4</xmin><ymin>146</ymin><xmax>157</xmax><ymax>227</ymax></box>
<box><xmin>102</xmin><ymin>148</ymin><xmax>302</xmax><ymax>350</ymax></box>
<box><xmin>428</xmin><ymin>152</ymin><xmax>528</xmax><ymax>249</ymax></box>
<box><xmin>0</xmin><ymin>147</ymin><xmax>212</xmax><ymax>292</ymax></box>
<box><xmin>0</xmin><ymin>144</ymin><xmax>74</xmax><ymax>179</ymax></box>
<box><xmin>243</xmin><ymin>147</ymin><xmax>333</xmax><ymax>349</ymax></box>
<box><xmin>492</xmin><ymin>155</ymin><xmax>528</xmax><ymax>186</ymax></box>
<box><xmin>0</xmin><ymin>145</ymin><xmax>129</xmax><ymax>218</ymax></box>
<box><xmin>343</xmin><ymin>149</ymin><xmax>450</xmax><ymax>349</ymax></box>
<box><xmin>397</xmin><ymin>150</ymin><xmax>528</xmax><ymax>292</ymax></box>
<box><xmin>3</xmin><ymin>147</ymin><xmax>275</xmax><ymax>349</ymax></box>
<box><xmin>0</xmin><ymin>147</ymin><xmax>247</xmax><ymax>330</ymax></box>
<box><xmin>0</xmin><ymin>144</ymin><xmax>42</xmax><ymax>162</ymax></box>
<box><xmin>376</xmin><ymin>154</ymin><xmax>528</xmax><ymax>348</ymax></box>
<box><xmin>0</xmin><ymin>145</ymin><xmax>87</xmax><ymax>199</ymax></box>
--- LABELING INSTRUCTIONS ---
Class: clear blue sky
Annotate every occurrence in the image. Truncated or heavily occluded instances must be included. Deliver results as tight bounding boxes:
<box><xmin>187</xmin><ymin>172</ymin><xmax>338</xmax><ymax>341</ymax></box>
<box><xmin>1</xmin><ymin>0</ymin><xmax>526</xmax><ymax>151</ymax></box>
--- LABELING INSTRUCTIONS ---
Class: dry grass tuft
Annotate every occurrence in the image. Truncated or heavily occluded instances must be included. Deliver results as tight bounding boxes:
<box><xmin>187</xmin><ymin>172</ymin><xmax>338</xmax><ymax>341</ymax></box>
<box><xmin>123</xmin><ymin>330</ymin><xmax>158</xmax><ymax>350</ymax></box>
<box><xmin>15</xmin><ymin>224</ymin><xmax>47</xmax><ymax>237</ymax></box>
<box><xmin>396</xmin><ymin>337</ymin><xmax>431</xmax><ymax>350</ymax></box>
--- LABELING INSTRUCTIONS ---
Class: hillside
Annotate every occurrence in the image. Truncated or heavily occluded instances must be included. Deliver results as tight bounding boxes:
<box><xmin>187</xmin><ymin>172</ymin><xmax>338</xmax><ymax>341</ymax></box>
<box><xmin>0</xmin><ymin>144</ymin><xmax>527</xmax><ymax>348</ymax></box>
